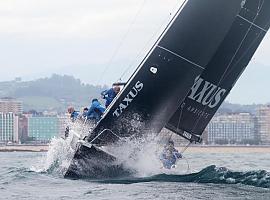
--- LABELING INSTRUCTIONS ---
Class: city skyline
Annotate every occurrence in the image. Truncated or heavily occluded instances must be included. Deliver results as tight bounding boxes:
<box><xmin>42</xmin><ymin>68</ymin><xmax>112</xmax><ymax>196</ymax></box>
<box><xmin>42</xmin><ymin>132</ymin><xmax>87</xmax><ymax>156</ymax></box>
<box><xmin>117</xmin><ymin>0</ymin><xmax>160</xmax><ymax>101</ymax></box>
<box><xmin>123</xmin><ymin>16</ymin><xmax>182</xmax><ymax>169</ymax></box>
<box><xmin>1</xmin><ymin>96</ymin><xmax>270</xmax><ymax>145</ymax></box>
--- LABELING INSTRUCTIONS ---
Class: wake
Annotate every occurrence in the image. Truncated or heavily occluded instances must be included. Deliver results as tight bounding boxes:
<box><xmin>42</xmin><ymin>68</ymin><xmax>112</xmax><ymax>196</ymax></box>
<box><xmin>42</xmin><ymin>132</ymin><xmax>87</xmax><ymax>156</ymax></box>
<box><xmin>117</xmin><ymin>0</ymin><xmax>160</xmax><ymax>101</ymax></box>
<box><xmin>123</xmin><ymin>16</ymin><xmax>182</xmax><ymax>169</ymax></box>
<box><xmin>95</xmin><ymin>165</ymin><xmax>270</xmax><ymax>188</ymax></box>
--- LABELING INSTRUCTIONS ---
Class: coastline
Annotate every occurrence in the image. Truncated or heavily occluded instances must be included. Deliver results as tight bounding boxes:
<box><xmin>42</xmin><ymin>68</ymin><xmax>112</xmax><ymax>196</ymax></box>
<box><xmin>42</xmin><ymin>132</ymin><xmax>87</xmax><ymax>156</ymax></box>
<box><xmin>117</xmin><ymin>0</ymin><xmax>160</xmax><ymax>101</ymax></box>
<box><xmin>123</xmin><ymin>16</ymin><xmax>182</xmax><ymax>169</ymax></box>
<box><xmin>183</xmin><ymin>145</ymin><xmax>270</xmax><ymax>153</ymax></box>
<box><xmin>0</xmin><ymin>145</ymin><xmax>49</xmax><ymax>152</ymax></box>
<box><xmin>1</xmin><ymin>144</ymin><xmax>270</xmax><ymax>153</ymax></box>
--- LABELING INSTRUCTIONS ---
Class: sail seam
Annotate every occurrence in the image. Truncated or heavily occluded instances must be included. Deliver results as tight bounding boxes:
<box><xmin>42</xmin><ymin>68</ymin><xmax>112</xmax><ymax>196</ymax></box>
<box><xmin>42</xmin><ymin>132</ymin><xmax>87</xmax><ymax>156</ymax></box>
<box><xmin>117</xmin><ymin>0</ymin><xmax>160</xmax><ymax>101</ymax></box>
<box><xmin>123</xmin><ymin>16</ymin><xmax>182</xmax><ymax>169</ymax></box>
<box><xmin>190</xmin><ymin>1</ymin><xmax>265</xmax><ymax>133</ymax></box>
<box><xmin>237</xmin><ymin>14</ymin><xmax>267</xmax><ymax>32</ymax></box>
<box><xmin>157</xmin><ymin>45</ymin><xmax>205</xmax><ymax>70</ymax></box>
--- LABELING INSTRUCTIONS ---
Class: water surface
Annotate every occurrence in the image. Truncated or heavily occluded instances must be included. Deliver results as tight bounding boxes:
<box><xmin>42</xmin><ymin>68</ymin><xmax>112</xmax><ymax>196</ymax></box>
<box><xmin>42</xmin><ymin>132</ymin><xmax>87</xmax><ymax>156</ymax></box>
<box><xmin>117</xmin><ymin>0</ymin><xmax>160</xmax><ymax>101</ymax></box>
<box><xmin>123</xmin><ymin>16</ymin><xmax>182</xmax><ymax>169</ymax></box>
<box><xmin>1</xmin><ymin>147</ymin><xmax>270</xmax><ymax>200</ymax></box>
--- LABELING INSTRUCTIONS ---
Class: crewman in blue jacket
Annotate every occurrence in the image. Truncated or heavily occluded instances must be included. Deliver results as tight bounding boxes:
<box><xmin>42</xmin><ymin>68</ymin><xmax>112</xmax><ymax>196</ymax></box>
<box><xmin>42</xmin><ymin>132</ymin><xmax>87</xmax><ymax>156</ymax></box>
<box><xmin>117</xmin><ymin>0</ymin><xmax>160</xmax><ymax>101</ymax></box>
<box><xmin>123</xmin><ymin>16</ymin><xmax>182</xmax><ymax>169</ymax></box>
<box><xmin>65</xmin><ymin>107</ymin><xmax>80</xmax><ymax>138</ymax></box>
<box><xmin>81</xmin><ymin>107</ymin><xmax>89</xmax><ymax>119</ymax></box>
<box><xmin>67</xmin><ymin>107</ymin><xmax>80</xmax><ymax>122</ymax></box>
<box><xmin>160</xmin><ymin>140</ymin><xmax>182</xmax><ymax>169</ymax></box>
<box><xmin>101</xmin><ymin>86</ymin><xmax>120</xmax><ymax>108</ymax></box>
<box><xmin>86</xmin><ymin>98</ymin><xmax>105</xmax><ymax>122</ymax></box>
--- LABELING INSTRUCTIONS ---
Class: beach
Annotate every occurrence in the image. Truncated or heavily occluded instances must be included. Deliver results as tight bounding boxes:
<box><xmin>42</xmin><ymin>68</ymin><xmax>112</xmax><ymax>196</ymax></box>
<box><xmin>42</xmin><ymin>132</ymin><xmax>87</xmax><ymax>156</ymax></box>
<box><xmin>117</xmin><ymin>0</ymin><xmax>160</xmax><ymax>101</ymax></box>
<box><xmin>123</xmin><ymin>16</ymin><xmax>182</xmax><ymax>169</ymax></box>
<box><xmin>0</xmin><ymin>145</ymin><xmax>48</xmax><ymax>152</ymax></box>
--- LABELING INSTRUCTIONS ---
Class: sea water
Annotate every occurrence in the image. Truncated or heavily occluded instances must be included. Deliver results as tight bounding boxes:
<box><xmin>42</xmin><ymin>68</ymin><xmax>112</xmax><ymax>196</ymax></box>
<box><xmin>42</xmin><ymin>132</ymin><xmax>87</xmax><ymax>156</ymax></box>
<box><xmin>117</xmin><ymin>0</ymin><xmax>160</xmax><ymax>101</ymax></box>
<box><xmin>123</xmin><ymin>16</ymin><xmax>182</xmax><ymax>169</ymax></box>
<box><xmin>1</xmin><ymin>138</ymin><xmax>270</xmax><ymax>200</ymax></box>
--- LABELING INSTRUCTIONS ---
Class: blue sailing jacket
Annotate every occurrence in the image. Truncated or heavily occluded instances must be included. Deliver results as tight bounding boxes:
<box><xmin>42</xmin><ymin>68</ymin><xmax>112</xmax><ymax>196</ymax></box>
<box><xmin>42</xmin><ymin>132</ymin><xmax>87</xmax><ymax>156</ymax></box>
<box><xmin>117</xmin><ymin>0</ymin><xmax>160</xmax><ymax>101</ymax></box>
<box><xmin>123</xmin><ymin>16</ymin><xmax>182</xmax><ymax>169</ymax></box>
<box><xmin>101</xmin><ymin>88</ymin><xmax>117</xmax><ymax>107</ymax></box>
<box><xmin>160</xmin><ymin>148</ymin><xmax>182</xmax><ymax>169</ymax></box>
<box><xmin>87</xmin><ymin>100</ymin><xmax>105</xmax><ymax>121</ymax></box>
<box><xmin>70</xmin><ymin>111</ymin><xmax>80</xmax><ymax>121</ymax></box>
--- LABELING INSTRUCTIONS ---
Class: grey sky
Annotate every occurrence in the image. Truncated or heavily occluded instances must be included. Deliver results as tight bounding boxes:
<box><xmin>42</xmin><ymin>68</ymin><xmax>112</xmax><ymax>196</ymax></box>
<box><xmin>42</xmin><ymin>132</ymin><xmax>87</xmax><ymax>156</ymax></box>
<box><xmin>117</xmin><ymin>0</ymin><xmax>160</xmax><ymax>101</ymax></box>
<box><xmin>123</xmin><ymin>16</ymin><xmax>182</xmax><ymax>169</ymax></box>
<box><xmin>0</xmin><ymin>0</ymin><xmax>269</xmax><ymax>104</ymax></box>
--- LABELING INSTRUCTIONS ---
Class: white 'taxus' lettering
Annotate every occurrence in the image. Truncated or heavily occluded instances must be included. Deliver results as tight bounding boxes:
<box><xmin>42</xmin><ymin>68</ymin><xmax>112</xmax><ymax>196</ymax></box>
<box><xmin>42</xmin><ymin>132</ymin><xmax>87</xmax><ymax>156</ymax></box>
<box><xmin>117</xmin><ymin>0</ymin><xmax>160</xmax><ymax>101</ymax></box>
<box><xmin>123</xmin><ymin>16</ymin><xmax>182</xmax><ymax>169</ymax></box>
<box><xmin>113</xmin><ymin>81</ymin><xmax>144</xmax><ymax>117</ymax></box>
<box><xmin>188</xmin><ymin>76</ymin><xmax>227</xmax><ymax>108</ymax></box>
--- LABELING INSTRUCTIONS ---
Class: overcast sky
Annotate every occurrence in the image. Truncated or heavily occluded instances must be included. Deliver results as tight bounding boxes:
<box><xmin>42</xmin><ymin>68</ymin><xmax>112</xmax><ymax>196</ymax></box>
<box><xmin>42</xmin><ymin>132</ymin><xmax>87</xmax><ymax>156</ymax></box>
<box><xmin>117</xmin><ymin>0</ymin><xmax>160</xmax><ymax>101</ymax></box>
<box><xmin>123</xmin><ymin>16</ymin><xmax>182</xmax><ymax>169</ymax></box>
<box><xmin>0</xmin><ymin>0</ymin><xmax>270</xmax><ymax>104</ymax></box>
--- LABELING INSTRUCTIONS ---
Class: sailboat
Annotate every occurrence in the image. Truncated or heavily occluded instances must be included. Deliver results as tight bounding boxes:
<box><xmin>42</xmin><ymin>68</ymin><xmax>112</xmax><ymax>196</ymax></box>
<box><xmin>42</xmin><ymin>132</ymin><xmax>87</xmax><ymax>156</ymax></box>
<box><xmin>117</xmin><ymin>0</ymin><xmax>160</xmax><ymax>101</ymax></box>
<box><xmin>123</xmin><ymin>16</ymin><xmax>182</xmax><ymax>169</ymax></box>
<box><xmin>64</xmin><ymin>0</ymin><xmax>270</xmax><ymax>178</ymax></box>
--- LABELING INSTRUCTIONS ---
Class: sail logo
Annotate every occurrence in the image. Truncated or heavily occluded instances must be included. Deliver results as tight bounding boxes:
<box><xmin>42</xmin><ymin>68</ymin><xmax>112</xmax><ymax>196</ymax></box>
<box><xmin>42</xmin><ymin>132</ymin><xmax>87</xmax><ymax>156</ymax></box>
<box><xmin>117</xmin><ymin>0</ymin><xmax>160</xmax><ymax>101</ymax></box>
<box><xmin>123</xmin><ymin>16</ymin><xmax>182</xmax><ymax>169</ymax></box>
<box><xmin>113</xmin><ymin>81</ymin><xmax>144</xmax><ymax>117</ymax></box>
<box><xmin>187</xmin><ymin>76</ymin><xmax>227</xmax><ymax>108</ymax></box>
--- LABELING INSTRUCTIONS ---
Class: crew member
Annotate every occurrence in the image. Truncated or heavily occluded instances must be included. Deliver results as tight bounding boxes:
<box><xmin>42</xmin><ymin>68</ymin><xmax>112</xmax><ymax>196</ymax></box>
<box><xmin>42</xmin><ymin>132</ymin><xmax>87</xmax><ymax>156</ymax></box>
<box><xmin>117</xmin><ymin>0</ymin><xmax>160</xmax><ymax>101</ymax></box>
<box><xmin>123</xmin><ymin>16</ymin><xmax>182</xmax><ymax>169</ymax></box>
<box><xmin>101</xmin><ymin>85</ymin><xmax>121</xmax><ymax>108</ymax></box>
<box><xmin>160</xmin><ymin>140</ymin><xmax>182</xmax><ymax>169</ymax></box>
<box><xmin>67</xmin><ymin>107</ymin><xmax>79</xmax><ymax>122</ymax></box>
<box><xmin>81</xmin><ymin>107</ymin><xmax>89</xmax><ymax>119</ymax></box>
<box><xmin>86</xmin><ymin>98</ymin><xmax>105</xmax><ymax>122</ymax></box>
<box><xmin>65</xmin><ymin>107</ymin><xmax>80</xmax><ymax>139</ymax></box>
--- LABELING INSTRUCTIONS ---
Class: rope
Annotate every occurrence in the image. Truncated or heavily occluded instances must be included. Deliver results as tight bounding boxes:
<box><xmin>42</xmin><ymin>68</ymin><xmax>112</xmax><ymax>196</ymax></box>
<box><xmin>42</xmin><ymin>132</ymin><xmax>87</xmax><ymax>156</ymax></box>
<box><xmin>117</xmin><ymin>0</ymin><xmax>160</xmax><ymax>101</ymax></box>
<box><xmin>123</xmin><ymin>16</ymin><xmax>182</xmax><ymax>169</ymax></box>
<box><xmin>180</xmin><ymin>141</ymin><xmax>192</xmax><ymax>154</ymax></box>
<box><xmin>89</xmin><ymin>128</ymin><xmax>121</xmax><ymax>144</ymax></box>
<box><xmin>181</xmin><ymin>156</ymin><xmax>191</xmax><ymax>173</ymax></box>
<box><xmin>176</xmin><ymin>103</ymin><xmax>185</xmax><ymax>131</ymax></box>
<box><xmin>168</xmin><ymin>131</ymin><xmax>174</xmax><ymax>142</ymax></box>
<box><xmin>179</xmin><ymin>140</ymin><xmax>193</xmax><ymax>173</ymax></box>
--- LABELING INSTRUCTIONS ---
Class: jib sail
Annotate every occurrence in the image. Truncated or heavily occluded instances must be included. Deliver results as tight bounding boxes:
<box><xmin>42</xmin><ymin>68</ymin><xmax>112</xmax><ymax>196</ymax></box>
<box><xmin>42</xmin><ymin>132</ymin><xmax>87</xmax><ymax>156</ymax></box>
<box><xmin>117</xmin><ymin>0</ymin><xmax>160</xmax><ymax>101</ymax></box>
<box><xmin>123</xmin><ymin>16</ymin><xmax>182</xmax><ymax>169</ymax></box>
<box><xmin>166</xmin><ymin>0</ymin><xmax>270</xmax><ymax>143</ymax></box>
<box><xmin>86</xmin><ymin>0</ymin><xmax>245</xmax><ymax>145</ymax></box>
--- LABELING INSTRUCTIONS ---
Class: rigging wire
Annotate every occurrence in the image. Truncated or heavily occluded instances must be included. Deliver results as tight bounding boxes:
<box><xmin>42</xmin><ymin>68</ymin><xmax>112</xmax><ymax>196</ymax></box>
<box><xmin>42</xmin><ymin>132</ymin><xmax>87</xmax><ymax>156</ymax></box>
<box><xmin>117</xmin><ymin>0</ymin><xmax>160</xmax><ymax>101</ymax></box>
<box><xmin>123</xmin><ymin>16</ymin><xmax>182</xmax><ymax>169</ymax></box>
<box><xmin>97</xmin><ymin>0</ymin><xmax>147</xmax><ymax>85</ymax></box>
<box><xmin>176</xmin><ymin>102</ymin><xmax>185</xmax><ymax>132</ymax></box>
<box><xmin>118</xmin><ymin>0</ymin><xmax>187</xmax><ymax>82</ymax></box>
<box><xmin>112</xmin><ymin>0</ymin><xmax>188</xmax><ymax>91</ymax></box>
<box><xmin>181</xmin><ymin>156</ymin><xmax>191</xmax><ymax>173</ymax></box>
<box><xmin>180</xmin><ymin>141</ymin><xmax>192</xmax><ymax>154</ymax></box>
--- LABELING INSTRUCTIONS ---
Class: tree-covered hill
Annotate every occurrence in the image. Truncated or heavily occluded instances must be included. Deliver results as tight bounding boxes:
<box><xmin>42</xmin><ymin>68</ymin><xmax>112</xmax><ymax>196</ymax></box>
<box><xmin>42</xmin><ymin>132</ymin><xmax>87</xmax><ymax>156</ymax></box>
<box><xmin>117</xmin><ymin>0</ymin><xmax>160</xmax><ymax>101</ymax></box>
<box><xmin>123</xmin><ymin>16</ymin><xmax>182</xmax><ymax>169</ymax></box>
<box><xmin>0</xmin><ymin>74</ymin><xmax>108</xmax><ymax>112</ymax></box>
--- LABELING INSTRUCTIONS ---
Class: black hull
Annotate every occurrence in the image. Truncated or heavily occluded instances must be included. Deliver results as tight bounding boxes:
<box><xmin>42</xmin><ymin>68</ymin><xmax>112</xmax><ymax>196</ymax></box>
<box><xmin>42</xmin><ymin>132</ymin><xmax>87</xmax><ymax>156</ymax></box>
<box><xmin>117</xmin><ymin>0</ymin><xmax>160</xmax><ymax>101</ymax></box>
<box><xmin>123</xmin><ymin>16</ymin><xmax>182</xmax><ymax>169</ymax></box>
<box><xmin>64</xmin><ymin>144</ymin><xmax>131</xmax><ymax>179</ymax></box>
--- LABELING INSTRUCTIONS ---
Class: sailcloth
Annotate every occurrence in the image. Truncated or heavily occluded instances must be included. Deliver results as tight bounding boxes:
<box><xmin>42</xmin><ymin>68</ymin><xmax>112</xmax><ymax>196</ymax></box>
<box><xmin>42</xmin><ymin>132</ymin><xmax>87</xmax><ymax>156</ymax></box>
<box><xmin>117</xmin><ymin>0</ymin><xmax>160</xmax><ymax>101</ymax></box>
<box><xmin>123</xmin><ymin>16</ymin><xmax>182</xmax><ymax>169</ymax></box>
<box><xmin>166</xmin><ymin>0</ymin><xmax>270</xmax><ymax>142</ymax></box>
<box><xmin>86</xmin><ymin>0</ymin><xmax>246</xmax><ymax>145</ymax></box>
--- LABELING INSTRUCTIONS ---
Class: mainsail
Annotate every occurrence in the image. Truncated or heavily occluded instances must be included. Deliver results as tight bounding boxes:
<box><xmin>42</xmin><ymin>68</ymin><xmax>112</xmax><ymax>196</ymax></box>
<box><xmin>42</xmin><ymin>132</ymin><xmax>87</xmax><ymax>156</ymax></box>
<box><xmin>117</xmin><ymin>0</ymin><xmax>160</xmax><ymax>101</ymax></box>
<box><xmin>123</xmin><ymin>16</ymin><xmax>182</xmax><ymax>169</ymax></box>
<box><xmin>85</xmin><ymin>0</ymin><xmax>245</xmax><ymax>145</ymax></box>
<box><xmin>166</xmin><ymin>0</ymin><xmax>270</xmax><ymax>142</ymax></box>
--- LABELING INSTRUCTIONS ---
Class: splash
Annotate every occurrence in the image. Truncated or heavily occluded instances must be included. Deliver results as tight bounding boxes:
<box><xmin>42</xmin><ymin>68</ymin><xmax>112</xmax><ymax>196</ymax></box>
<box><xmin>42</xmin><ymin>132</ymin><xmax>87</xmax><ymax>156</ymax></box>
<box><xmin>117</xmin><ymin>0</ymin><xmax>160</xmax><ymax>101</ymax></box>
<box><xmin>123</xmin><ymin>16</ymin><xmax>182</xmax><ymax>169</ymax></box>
<box><xmin>31</xmin><ymin>120</ymin><xmax>93</xmax><ymax>175</ymax></box>
<box><xmin>105</xmin><ymin>133</ymin><xmax>190</xmax><ymax>177</ymax></box>
<box><xmin>32</xmin><ymin>119</ymin><xmax>188</xmax><ymax>178</ymax></box>
<box><xmin>30</xmin><ymin>136</ymin><xmax>75</xmax><ymax>175</ymax></box>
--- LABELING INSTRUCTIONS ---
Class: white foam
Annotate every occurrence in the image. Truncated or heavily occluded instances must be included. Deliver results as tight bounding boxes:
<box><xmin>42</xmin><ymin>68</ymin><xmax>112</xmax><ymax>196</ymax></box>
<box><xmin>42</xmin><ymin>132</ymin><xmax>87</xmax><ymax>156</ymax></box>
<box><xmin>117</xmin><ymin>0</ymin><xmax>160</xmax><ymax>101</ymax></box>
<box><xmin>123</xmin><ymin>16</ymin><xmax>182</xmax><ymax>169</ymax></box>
<box><xmin>106</xmin><ymin>133</ymin><xmax>190</xmax><ymax>177</ymax></box>
<box><xmin>30</xmin><ymin>136</ymin><xmax>75</xmax><ymax>175</ymax></box>
<box><xmin>31</xmin><ymin>120</ymin><xmax>189</xmax><ymax>177</ymax></box>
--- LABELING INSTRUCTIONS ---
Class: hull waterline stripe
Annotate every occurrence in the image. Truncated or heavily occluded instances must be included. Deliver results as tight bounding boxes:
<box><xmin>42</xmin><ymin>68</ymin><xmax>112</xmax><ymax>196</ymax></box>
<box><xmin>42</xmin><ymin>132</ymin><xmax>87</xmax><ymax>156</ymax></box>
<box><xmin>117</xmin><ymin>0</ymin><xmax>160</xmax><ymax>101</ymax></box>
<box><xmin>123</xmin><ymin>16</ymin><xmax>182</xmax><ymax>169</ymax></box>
<box><xmin>237</xmin><ymin>14</ymin><xmax>267</xmax><ymax>32</ymax></box>
<box><xmin>157</xmin><ymin>45</ymin><xmax>205</xmax><ymax>70</ymax></box>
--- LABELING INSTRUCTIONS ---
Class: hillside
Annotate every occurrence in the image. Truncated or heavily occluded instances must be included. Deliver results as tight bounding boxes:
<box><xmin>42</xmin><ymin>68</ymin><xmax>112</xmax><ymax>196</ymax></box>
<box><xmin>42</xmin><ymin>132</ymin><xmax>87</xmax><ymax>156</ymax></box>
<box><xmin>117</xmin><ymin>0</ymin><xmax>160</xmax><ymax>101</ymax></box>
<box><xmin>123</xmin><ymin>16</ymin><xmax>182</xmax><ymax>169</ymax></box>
<box><xmin>218</xmin><ymin>102</ymin><xmax>263</xmax><ymax>115</ymax></box>
<box><xmin>0</xmin><ymin>74</ymin><xmax>107</xmax><ymax>112</ymax></box>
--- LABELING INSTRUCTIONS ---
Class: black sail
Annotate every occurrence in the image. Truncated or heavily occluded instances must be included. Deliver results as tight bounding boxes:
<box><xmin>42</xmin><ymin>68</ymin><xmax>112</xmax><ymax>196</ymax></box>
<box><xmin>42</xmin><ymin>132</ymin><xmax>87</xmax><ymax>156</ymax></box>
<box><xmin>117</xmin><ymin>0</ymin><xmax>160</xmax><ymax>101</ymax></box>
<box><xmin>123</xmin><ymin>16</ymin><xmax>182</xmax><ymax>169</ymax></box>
<box><xmin>166</xmin><ymin>0</ymin><xmax>270</xmax><ymax>142</ymax></box>
<box><xmin>86</xmin><ymin>0</ymin><xmax>244</xmax><ymax>145</ymax></box>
